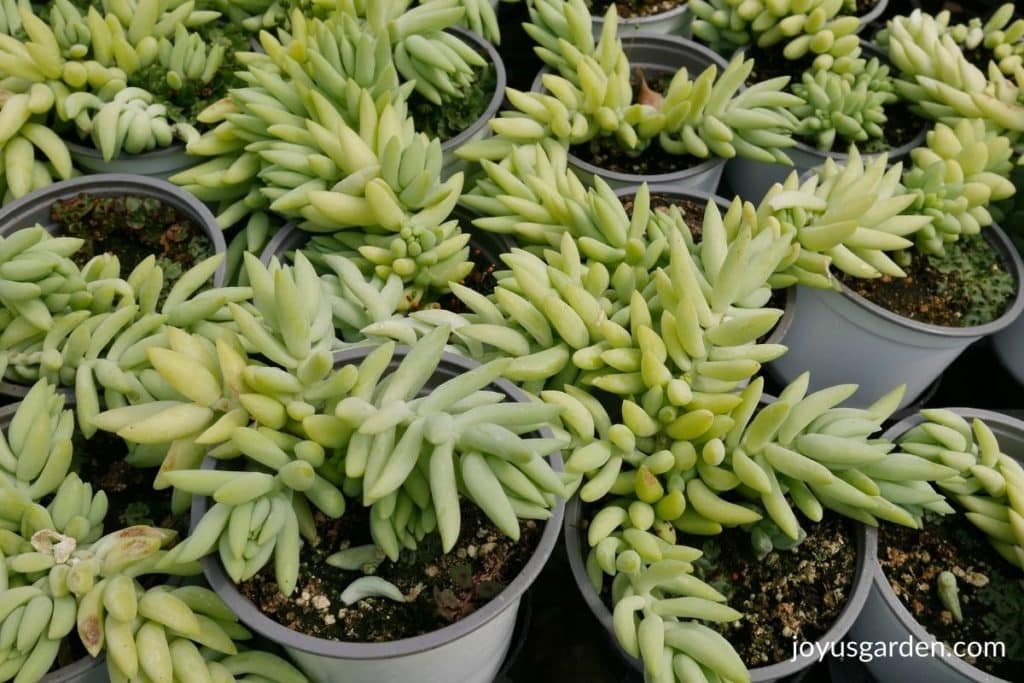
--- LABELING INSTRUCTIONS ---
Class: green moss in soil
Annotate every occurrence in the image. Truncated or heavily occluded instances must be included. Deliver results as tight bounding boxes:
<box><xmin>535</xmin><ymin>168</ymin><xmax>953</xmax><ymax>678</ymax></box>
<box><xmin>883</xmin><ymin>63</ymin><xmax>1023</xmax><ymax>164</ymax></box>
<box><xmin>587</xmin><ymin>0</ymin><xmax>686</xmax><ymax>19</ymax></box>
<box><xmin>52</xmin><ymin>193</ymin><xmax>214</xmax><ymax>294</ymax></box>
<box><xmin>879</xmin><ymin>512</ymin><xmax>1024</xmax><ymax>679</ymax></box>
<box><xmin>239</xmin><ymin>502</ymin><xmax>541</xmax><ymax>642</ymax></box>
<box><xmin>72</xmin><ymin>429</ymin><xmax>187</xmax><ymax>537</ymax></box>
<box><xmin>838</xmin><ymin>235</ymin><xmax>1016</xmax><ymax>327</ymax></box>
<box><xmin>682</xmin><ymin>515</ymin><xmax>857</xmax><ymax>669</ymax></box>
<box><xmin>570</xmin><ymin>71</ymin><xmax>706</xmax><ymax>176</ymax></box>
<box><xmin>409</xmin><ymin>63</ymin><xmax>498</xmax><ymax>143</ymax></box>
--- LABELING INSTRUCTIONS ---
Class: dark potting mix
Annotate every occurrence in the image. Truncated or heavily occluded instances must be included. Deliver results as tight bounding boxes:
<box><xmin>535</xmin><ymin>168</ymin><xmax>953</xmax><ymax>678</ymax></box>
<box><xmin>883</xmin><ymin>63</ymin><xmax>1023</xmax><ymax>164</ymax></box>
<box><xmin>240</xmin><ymin>502</ymin><xmax>541</xmax><ymax>642</ymax></box>
<box><xmin>51</xmin><ymin>193</ymin><xmax>214</xmax><ymax>290</ymax></box>
<box><xmin>587</xmin><ymin>0</ymin><xmax>686</xmax><ymax>19</ymax></box>
<box><xmin>409</xmin><ymin>62</ymin><xmax>498</xmax><ymax>143</ymax></box>
<box><xmin>879</xmin><ymin>512</ymin><xmax>1024</xmax><ymax>679</ymax></box>
<box><xmin>682</xmin><ymin>515</ymin><xmax>858</xmax><ymax>669</ymax></box>
<box><xmin>838</xmin><ymin>234</ymin><xmax>1016</xmax><ymax>327</ymax></box>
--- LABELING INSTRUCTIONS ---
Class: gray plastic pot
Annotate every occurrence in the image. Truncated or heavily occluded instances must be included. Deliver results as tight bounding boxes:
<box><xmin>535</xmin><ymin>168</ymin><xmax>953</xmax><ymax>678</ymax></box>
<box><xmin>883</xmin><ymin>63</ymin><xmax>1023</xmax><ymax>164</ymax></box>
<box><xmin>724</xmin><ymin>40</ymin><xmax>927</xmax><ymax>202</ymax></box>
<box><xmin>992</xmin><ymin>310</ymin><xmax>1024</xmax><ymax>386</ymax></box>
<box><xmin>259</xmin><ymin>207</ymin><xmax>514</xmax><ymax>274</ymax></box>
<box><xmin>858</xmin><ymin>0</ymin><xmax>889</xmax><ymax>28</ymax></box>
<box><xmin>611</xmin><ymin>183</ymin><xmax>795</xmax><ymax>345</ymax></box>
<box><xmin>563</xmin><ymin>492</ymin><xmax>874</xmax><ymax>683</ymax></box>
<box><xmin>0</xmin><ymin>174</ymin><xmax>226</xmax><ymax>399</ymax></box>
<box><xmin>39</xmin><ymin>654</ymin><xmax>108</xmax><ymax>683</ymax></box>
<box><xmin>848</xmin><ymin>408</ymin><xmax>1022</xmax><ymax>683</ymax></box>
<box><xmin>591</xmin><ymin>2</ymin><xmax>692</xmax><ymax>38</ymax></box>
<box><xmin>65</xmin><ymin>140</ymin><xmax>195</xmax><ymax>180</ymax></box>
<box><xmin>193</xmin><ymin>348</ymin><xmax>565</xmax><ymax>683</ymax></box>
<box><xmin>440</xmin><ymin>26</ymin><xmax>507</xmax><ymax>181</ymax></box>
<box><xmin>770</xmin><ymin>224</ymin><xmax>1024</xmax><ymax>411</ymax></box>
<box><xmin>530</xmin><ymin>34</ymin><xmax>728</xmax><ymax>193</ymax></box>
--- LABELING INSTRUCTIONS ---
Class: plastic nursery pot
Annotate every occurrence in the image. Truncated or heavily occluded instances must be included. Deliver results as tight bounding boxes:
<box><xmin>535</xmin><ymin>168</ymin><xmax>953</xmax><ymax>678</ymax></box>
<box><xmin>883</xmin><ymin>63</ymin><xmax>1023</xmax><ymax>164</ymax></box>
<box><xmin>848</xmin><ymin>408</ymin><xmax>1024</xmax><ymax>683</ymax></box>
<box><xmin>193</xmin><ymin>348</ymin><xmax>566</xmax><ymax>683</ymax></box>
<box><xmin>259</xmin><ymin>206</ymin><xmax>515</xmax><ymax>273</ymax></box>
<box><xmin>64</xmin><ymin>140</ymin><xmax>195</xmax><ymax>180</ymax></box>
<box><xmin>0</xmin><ymin>404</ymin><xmax>109</xmax><ymax>683</ymax></box>
<box><xmin>530</xmin><ymin>33</ymin><xmax>729</xmax><ymax>193</ymax></box>
<box><xmin>991</xmin><ymin>311</ymin><xmax>1024</xmax><ymax>387</ymax></box>
<box><xmin>858</xmin><ymin>0</ymin><xmax>889</xmax><ymax>29</ymax></box>
<box><xmin>563</xmin><ymin>493</ymin><xmax>875</xmax><ymax>683</ymax></box>
<box><xmin>724</xmin><ymin>40</ymin><xmax>928</xmax><ymax>203</ymax></box>
<box><xmin>590</xmin><ymin>1</ymin><xmax>693</xmax><ymax>38</ymax></box>
<box><xmin>769</xmin><ymin>223</ymin><xmax>1024</xmax><ymax>412</ymax></box>
<box><xmin>439</xmin><ymin>26</ymin><xmax>507</xmax><ymax>181</ymax></box>
<box><xmin>612</xmin><ymin>184</ymin><xmax>796</xmax><ymax>345</ymax></box>
<box><xmin>0</xmin><ymin>174</ymin><xmax>226</xmax><ymax>400</ymax></box>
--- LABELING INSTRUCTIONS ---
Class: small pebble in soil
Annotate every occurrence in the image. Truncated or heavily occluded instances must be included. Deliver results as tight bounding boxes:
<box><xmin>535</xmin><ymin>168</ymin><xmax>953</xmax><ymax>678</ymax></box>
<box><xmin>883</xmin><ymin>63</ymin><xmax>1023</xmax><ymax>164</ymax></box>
<box><xmin>879</xmin><ymin>513</ymin><xmax>1024</xmax><ymax>679</ymax></box>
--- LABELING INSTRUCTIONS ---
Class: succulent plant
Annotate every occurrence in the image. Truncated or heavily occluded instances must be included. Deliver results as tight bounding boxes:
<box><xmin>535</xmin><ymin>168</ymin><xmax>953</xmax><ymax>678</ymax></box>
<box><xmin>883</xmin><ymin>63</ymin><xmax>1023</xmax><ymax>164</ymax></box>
<box><xmin>940</xmin><ymin>4</ymin><xmax>1024</xmax><ymax>76</ymax></box>
<box><xmin>461</xmin><ymin>1</ymin><xmax>801</xmax><ymax>166</ymax></box>
<box><xmin>790</xmin><ymin>55</ymin><xmax>898</xmax><ymax>150</ymax></box>
<box><xmin>178</xmin><ymin>10</ymin><xmax>473</xmax><ymax>304</ymax></box>
<box><xmin>902</xmin><ymin>119</ymin><xmax>1017</xmax><ymax>255</ymax></box>
<box><xmin>0</xmin><ymin>373</ymin><xmax>307</xmax><ymax>683</ymax></box>
<box><xmin>897</xmin><ymin>410</ymin><xmax>1024</xmax><ymax>570</ymax></box>
<box><xmin>690</xmin><ymin>0</ymin><xmax>863</xmax><ymax>69</ymax></box>
<box><xmin>878</xmin><ymin>10</ymin><xmax>1024</xmax><ymax>137</ymax></box>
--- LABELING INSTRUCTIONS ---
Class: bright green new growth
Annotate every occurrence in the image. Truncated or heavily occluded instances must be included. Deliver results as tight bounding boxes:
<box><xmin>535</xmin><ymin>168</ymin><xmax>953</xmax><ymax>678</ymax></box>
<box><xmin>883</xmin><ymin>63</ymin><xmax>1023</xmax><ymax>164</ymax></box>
<box><xmin>791</xmin><ymin>56</ymin><xmax>897</xmax><ymax>150</ymax></box>
<box><xmin>461</xmin><ymin>0</ymin><xmax>801</xmax><ymax>165</ymax></box>
<box><xmin>690</xmin><ymin>0</ymin><xmax>863</xmax><ymax>68</ymax></box>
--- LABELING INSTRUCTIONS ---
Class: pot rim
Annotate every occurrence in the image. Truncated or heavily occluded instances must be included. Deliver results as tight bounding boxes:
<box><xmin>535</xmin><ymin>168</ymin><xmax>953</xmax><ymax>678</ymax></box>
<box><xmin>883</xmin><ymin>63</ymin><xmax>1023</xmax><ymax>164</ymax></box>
<box><xmin>732</xmin><ymin>38</ymin><xmax>930</xmax><ymax>163</ymax></box>
<box><xmin>610</xmin><ymin>184</ymin><xmax>797</xmax><ymax>345</ymax></box>
<box><xmin>872</xmin><ymin>407</ymin><xmax>1023</xmax><ymax>683</ymax></box>
<box><xmin>530</xmin><ymin>33</ymin><xmax>730</xmax><ymax>185</ymax></box>
<box><xmin>63</xmin><ymin>139</ymin><xmax>188</xmax><ymax>161</ymax></box>
<box><xmin>824</xmin><ymin>222</ymin><xmax>1024</xmax><ymax>339</ymax></box>
<box><xmin>562</xmin><ymin>491</ymin><xmax>875</xmax><ymax>681</ymax></box>
<box><xmin>439</xmin><ymin>26</ymin><xmax>507</xmax><ymax>156</ymax></box>
<box><xmin>591</xmin><ymin>1</ymin><xmax>689</xmax><ymax>25</ymax></box>
<box><xmin>195</xmin><ymin>348</ymin><xmax>566</xmax><ymax>660</ymax></box>
<box><xmin>0</xmin><ymin>174</ymin><xmax>226</xmax><ymax>399</ymax></box>
<box><xmin>858</xmin><ymin>0</ymin><xmax>890</xmax><ymax>27</ymax></box>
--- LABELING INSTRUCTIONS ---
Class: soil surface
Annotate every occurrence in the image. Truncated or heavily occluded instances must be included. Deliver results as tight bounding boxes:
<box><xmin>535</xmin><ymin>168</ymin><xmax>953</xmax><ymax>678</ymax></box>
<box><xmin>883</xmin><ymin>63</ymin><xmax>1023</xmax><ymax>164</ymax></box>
<box><xmin>73</xmin><ymin>430</ymin><xmax>187</xmax><ymax>537</ymax></box>
<box><xmin>879</xmin><ymin>513</ymin><xmax>1024</xmax><ymax>679</ymax></box>
<box><xmin>569</xmin><ymin>71</ymin><xmax>705</xmax><ymax>176</ymax></box>
<box><xmin>682</xmin><ymin>515</ymin><xmax>858</xmax><ymax>669</ymax></box>
<box><xmin>838</xmin><ymin>235</ymin><xmax>1016</xmax><ymax>327</ymax></box>
<box><xmin>52</xmin><ymin>193</ymin><xmax>213</xmax><ymax>292</ymax></box>
<box><xmin>436</xmin><ymin>239</ymin><xmax>500</xmax><ymax>313</ymax></box>
<box><xmin>620</xmin><ymin>193</ymin><xmax>708</xmax><ymax>240</ymax></box>
<box><xmin>410</xmin><ymin>62</ymin><xmax>498</xmax><ymax>143</ymax></box>
<box><xmin>588</xmin><ymin>0</ymin><xmax>685</xmax><ymax>19</ymax></box>
<box><xmin>240</xmin><ymin>502</ymin><xmax>542</xmax><ymax>642</ymax></box>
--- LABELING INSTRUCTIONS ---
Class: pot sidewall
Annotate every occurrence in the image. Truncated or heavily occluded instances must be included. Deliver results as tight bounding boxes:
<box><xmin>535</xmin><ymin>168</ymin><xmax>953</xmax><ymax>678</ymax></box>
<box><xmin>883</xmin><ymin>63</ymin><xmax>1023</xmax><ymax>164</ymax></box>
<box><xmin>590</xmin><ymin>2</ymin><xmax>693</xmax><ymax>38</ymax></box>
<box><xmin>770</xmin><ymin>224</ymin><xmax>1024</xmax><ymax>410</ymax></box>
<box><xmin>0</xmin><ymin>174</ymin><xmax>226</xmax><ymax>399</ymax></box>
<box><xmin>193</xmin><ymin>350</ymin><xmax>564</xmax><ymax>683</ymax></box>
<box><xmin>992</xmin><ymin>312</ymin><xmax>1024</xmax><ymax>386</ymax></box>
<box><xmin>40</xmin><ymin>654</ymin><xmax>108</xmax><ymax>683</ymax></box>
<box><xmin>562</xmin><ymin>495</ymin><xmax>875</xmax><ymax>682</ymax></box>
<box><xmin>848</xmin><ymin>409</ymin><xmax>1024</xmax><ymax>683</ymax></box>
<box><xmin>65</xmin><ymin>141</ymin><xmax>195</xmax><ymax>180</ymax></box>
